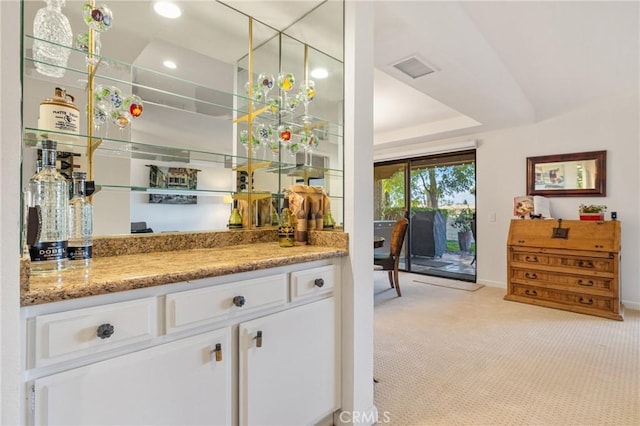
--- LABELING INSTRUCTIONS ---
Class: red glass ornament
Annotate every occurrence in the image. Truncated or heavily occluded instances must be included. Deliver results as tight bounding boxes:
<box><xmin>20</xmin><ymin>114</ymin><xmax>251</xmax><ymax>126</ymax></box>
<box><xmin>129</xmin><ymin>103</ymin><xmax>143</xmax><ymax>117</ymax></box>
<box><xmin>280</xmin><ymin>130</ymin><xmax>291</xmax><ymax>141</ymax></box>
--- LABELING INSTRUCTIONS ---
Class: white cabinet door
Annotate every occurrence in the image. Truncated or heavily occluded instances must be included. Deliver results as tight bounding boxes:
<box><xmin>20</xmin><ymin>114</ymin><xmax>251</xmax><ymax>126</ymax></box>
<box><xmin>32</xmin><ymin>328</ymin><xmax>231</xmax><ymax>426</ymax></box>
<box><xmin>239</xmin><ymin>297</ymin><xmax>339</xmax><ymax>426</ymax></box>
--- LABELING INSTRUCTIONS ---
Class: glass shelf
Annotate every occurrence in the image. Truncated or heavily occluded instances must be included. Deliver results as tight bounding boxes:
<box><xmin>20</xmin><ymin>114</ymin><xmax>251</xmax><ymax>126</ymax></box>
<box><xmin>23</xmin><ymin>35</ymin><xmax>344</xmax><ymax>134</ymax></box>
<box><xmin>97</xmin><ymin>185</ymin><xmax>343</xmax><ymax>201</ymax></box>
<box><xmin>23</xmin><ymin>127</ymin><xmax>344</xmax><ymax>179</ymax></box>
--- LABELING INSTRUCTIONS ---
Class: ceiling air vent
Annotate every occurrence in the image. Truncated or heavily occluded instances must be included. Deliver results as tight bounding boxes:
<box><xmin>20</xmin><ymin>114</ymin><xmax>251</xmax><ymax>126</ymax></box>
<box><xmin>392</xmin><ymin>56</ymin><xmax>435</xmax><ymax>79</ymax></box>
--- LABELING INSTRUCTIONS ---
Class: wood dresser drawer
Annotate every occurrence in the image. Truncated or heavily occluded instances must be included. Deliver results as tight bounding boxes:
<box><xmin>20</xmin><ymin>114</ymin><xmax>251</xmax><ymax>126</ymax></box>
<box><xmin>510</xmin><ymin>284</ymin><xmax>615</xmax><ymax>313</ymax></box>
<box><xmin>165</xmin><ymin>274</ymin><xmax>287</xmax><ymax>334</ymax></box>
<box><xmin>33</xmin><ymin>297</ymin><xmax>157</xmax><ymax>367</ymax></box>
<box><xmin>290</xmin><ymin>265</ymin><xmax>338</xmax><ymax>301</ymax></box>
<box><xmin>509</xmin><ymin>268</ymin><xmax>614</xmax><ymax>293</ymax></box>
<box><xmin>510</xmin><ymin>251</ymin><xmax>615</xmax><ymax>273</ymax></box>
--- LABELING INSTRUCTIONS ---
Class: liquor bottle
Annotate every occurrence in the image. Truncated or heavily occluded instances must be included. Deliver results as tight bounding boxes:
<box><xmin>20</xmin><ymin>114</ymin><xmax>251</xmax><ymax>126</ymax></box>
<box><xmin>26</xmin><ymin>139</ymin><xmax>69</xmax><ymax>273</ymax></box>
<box><xmin>295</xmin><ymin>198</ymin><xmax>308</xmax><ymax>244</ymax></box>
<box><xmin>67</xmin><ymin>172</ymin><xmax>93</xmax><ymax>267</ymax></box>
<box><xmin>307</xmin><ymin>200</ymin><xmax>317</xmax><ymax>232</ymax></box>
<box><xmin>278</xmin><ymin>199</ymin><xmax>295</xmax><ymax>247</ymax></box>
<box><xmin>32</xmin><ymin>0</ymin><xmax>73</xmax><ymax>78</ymax></box>
<box><xmin>323</xmin><ymin>210</ymin><xmax>335</xmax><ymax>229</ymax></box>
<box><xmin>228</xmin><ymin>200</ymin><xmax>243</xmax><ymax>229</ymax></box>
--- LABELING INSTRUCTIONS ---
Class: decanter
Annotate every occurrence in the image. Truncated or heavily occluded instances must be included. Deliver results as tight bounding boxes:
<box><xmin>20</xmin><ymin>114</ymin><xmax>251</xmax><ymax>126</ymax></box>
<box><xmin>68</xmin><ymin>172</ymin><xmax>93</xmax><ymax>267</ymax></box>
<box><xmin>26</xmin><ymin>140</ymin><xmax>69</xmax><ymax>273</ymax></box>
<box><xmin>33</xmin><ymin>0</ymin><xmax>73</xmax><ymax>78</ymax></box>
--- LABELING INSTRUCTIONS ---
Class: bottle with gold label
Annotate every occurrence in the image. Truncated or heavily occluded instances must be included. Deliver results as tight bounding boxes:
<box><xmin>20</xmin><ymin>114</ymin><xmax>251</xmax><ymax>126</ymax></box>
<box><xmin>278</xmin><ymin>199</ymin><xmax>295</xmax><ymax>247</ymax></box>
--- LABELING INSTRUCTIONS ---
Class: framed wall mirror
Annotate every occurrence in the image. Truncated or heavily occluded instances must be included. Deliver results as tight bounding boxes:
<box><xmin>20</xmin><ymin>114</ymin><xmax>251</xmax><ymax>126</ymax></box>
<box><xmin>526</xmin><ymin>150</ymin><xmax>607</xmax><ymax>197</ymax></box>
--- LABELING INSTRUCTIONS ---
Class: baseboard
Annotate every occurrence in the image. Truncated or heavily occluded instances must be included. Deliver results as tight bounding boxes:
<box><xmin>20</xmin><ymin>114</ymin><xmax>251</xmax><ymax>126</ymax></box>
<box><xmin>476</xmin><ymin>279</ymin><xmax>505</xmax><ymax>288</ymax></box>
<box><xmin>622</xmin><ymin>300</ymin><xmax>640</xmax><ymax>312</ymax></box>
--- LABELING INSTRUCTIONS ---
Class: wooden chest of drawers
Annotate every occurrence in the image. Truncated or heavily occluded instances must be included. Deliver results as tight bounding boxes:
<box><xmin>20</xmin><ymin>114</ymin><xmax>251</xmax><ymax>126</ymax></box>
<box><xmin>505</xmin><ymin>219</ymin><xmax>622</xmax><ymax>320</ymax></box>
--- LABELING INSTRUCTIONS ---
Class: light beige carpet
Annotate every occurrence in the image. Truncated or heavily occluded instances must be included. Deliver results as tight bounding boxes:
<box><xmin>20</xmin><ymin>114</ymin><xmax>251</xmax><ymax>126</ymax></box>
<box><xmin>374</xmin><ymin>272</ymin><xmax>640</xmax><ymax>426</ymax></box>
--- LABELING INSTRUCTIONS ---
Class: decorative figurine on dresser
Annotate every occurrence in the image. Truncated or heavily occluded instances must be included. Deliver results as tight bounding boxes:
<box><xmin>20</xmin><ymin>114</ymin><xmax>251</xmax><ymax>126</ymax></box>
<box><xmin>505</xmin><ymin>219</ymin><xmax>622</xmax><ymax>320</ymax></box>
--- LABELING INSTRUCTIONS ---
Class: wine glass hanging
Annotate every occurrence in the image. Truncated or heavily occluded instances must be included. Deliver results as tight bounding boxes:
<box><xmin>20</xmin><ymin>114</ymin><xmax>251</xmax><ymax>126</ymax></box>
<box><xmin>245</xmin><ymin>70</ymin><xmax>320</xmax><ymax>167</ymax></box>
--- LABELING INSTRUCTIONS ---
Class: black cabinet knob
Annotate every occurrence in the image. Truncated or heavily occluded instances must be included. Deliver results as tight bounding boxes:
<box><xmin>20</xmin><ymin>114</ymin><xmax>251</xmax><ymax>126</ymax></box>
<box><xmin>233</xmin><ymin>295</ymin><xmax>246</xmax><ymax>307</ymax></box>
<box><xmin>96</xmin><ymin>323</ymin><xmax>114</xmax><ymax>339</ymax></box>
<box><xmin>314</xmin><ymin>278</ymin><xmax>325</xmax><ymax>288</ymax></box>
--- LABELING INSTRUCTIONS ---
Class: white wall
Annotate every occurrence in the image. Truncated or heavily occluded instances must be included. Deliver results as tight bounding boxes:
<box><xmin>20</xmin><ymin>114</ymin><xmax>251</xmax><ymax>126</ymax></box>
<box><xmin>0</xmin><ymin>1</ymin><xmax>22</xmax><ymax>423</ymax></box>
<box><xmin>377</xmin><ymin>94</ymin><xmax>640</xmax><ymax>309</ymax></box>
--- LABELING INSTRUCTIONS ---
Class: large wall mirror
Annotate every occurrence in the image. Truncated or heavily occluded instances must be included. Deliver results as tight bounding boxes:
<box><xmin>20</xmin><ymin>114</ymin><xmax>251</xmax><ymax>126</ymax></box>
<box><xmin>526</xmin><ymin>150</ymin><xmax>606</xmax><ymax>197</ymax></box>
<box><xmin>21</xmin><ymin>0</ymin><xmax>344</xmax><ymax>236</ymax></box>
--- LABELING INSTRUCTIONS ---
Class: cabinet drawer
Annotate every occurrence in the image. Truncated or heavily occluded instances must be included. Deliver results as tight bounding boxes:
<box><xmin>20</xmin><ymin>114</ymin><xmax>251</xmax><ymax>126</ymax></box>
<box><xmin>511</xmin><ymin>252</ymin><xmax>614</xmax><ymax>273</ymax></box>
<box><xmin>166</xmin><ymin>274</ymin><xmax>287</xmax><ymax>333</ymax></box>
<box><xmin>510</xmin><ymin>268</ymin><xmax>613</xmax><ymax>293</ymax></box>
<box><xmin>33</xmin><ymin>297</ymin><xmax>157</xmax><ymax>367</ymax></box>
<box><xmin>511</xmin><ymin>284</ymin><xmax>614</xmax><ymax>312</ymax></box>
<box><xmin>290</xmin><ymin>265</ymin><xmax>338</xmax><ymax>301</ymax></box>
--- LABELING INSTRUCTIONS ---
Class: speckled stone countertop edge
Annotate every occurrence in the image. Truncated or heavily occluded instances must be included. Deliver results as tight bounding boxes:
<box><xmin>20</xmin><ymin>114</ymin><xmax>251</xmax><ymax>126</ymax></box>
<box><xmin>21</xmin><ymin>232</ymin><xmax>348</xmax><ymax>307</ymax></box>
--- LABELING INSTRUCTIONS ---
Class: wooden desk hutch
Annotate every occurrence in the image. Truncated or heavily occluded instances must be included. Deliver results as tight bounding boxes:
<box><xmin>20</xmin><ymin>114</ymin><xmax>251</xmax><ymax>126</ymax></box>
<box><xmin>506</xmin><ymin>219</ymin><xmax>623</xmax><ymax>320</ymax></box>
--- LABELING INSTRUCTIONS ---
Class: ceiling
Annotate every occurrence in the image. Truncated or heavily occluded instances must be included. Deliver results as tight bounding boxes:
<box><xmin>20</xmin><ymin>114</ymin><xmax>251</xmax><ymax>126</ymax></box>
<box><xmin>26</xmin><ymin>1</ymin><xmax>638</xmax><ymax>150</ymax></box>
<box><xmin>373</xmin><ymin>1</ymin><xmax>639</xmax><ymax>148</ymax></box>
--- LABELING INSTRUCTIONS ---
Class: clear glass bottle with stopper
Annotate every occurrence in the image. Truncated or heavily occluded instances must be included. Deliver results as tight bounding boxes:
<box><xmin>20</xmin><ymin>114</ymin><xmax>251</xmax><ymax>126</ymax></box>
<box><xmin>68</xmin><ymin>172</ymin><xmax>93</xmax><ymax>267</ymax></box>
<box><xmin>26</xmin><ymin>139</ymin><xmax>69</xmax><ymax>273</ymax></box>
<box><xmin>33</xmin><ymin>0</ymin><xmax>73</xmax><ymax>78</ymax></box>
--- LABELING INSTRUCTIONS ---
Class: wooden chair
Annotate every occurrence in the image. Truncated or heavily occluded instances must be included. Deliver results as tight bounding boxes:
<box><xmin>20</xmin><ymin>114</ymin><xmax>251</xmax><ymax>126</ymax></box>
<box><xmin>374</xmin><ymin>217</ymin><xmax>409</xmax><ymax>297</ymax></box>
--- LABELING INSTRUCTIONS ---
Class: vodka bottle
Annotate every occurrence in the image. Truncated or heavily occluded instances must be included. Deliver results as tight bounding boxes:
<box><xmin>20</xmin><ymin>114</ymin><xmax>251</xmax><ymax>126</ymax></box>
<box><xmin>33</xmin><ymin>0</ymin><xmax>73</xmax><ymax>78</ymax></box>
<box><xmin>68</xmin><ymin>172</ymin><xmax>93</xmax><ymax>267</ymax></box>
<box><xmin>26</xmin><ymin>140</ymin><xmax>69</xmax><ymax>273</ymax></box>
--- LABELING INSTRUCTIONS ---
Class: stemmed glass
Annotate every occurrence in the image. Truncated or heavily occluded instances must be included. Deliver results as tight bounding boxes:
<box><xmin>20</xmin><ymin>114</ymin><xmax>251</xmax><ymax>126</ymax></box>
<box><xmin>75</xmin><ymin>32</ymin><xmax>102</xmax><ymax>66</ymax></box>
<box><xmin>278</xmin><ymin>125</ymin><xmax>297</xmax><ymax>164</ymax></box>
<box><xmin>254</xmin><ymin>122</ymin><xmax>271</xmax><ymax>159</ymax></box>
<box><xmin>299</xmin><ymin>80</ymin><xmax>315</xmax><ymax>123</ymax></box>
<box><xmin>244</xmin><ymin>81</ymin><xmax>262</xmax><ymax>103</ymax></box>
<box><xmin>277</xmin><ymin>72</ymin><xmax>295</xmax><ymax>114</ymax></box>
<box><xmin>300</xmin><ymin>129</ymin><xmax>319</xmax><ymax>166</ymax></box>
<box><xmin>239</xmin><ymin>129</ymin><xmax>259</xmax><ymax>157</ymax></box>
<box><xmin>257</xmin><ymin>73</ymin><xmax>274</xmax><ymax>104</ymax></box>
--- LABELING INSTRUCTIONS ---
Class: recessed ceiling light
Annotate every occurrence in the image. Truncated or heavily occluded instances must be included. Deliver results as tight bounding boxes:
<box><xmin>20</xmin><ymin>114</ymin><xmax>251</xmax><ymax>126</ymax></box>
<box><xmin>310</xmin><ymin>68</ymin><xmax>328</xmax><ymax>79</ymax></box>
<box><xmin>154</xmin><ymin>2</ymin><xmax>182</xmax><ymax>19</ymax></box>
<box><xmin>163</xmin><ymin>60</ymin><xmax>177</xmax><ymax>69</ymax></box>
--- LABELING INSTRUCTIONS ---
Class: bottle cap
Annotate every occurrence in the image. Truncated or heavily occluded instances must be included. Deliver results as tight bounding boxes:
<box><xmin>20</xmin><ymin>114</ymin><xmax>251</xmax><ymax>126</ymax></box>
<box><xmin>41</xmin><ymin>139</ymin><xmax>57</xmax><ymax>150</ymax></box>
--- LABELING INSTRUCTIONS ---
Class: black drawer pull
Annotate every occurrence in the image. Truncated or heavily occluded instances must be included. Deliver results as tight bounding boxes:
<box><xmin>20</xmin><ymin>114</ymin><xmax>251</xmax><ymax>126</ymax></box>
<box><xmin>233</xmin><ymin>295</ymin><xmax>246</xmax><ymax>307</ymax></box>
<box><xmin>525</xmin><ymin>256</ymin><xmax>539</xmax><ymax>263</ymax></box>
<box><xmin>578</xmin><ymin>279</ymin><xmax>594</xmax><ymax>287</ymax></box>
<box><xmin>525</xmin><ymin>272</ymin><xmax>537</xmax><ymax>280</ymax></box>
<box><xmin>579</xmin><ymin>297</ymin><xmax>594</xmax><ymax>305</ymax></box>
<box><xmin>314</xmin><ymin>278</ymin><xmax>325</xmax><ymax>288</ymax></box>
<box><xmin>96</xmin><ymin>323</ymin><xmax>114</xmax><ymax>339</ymax></box>
<box><xmin>524</xmin><ymin>289</ymin><xmax>538</xmax><ymax>297</ymax></box>
<box><xmin>578</xmin><ymin>260</ymin><xmax>595</xmax><ymax>268</ymax></box>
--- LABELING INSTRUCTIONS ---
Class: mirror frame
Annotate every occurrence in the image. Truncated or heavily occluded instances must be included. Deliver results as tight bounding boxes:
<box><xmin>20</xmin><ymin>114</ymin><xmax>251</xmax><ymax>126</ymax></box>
<box><xmin>526</xmin><ymin>150</ymin><xmax>607</xmax><ymax>197</ymax></box>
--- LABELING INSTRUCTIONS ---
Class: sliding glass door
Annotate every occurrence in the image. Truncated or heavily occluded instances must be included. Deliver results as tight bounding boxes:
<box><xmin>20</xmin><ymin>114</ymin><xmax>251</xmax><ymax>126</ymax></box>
<box><xmin>373</xmin><ymin>163</ymin><xmax>408</xmax><ymax>270</ymax></box>
<box><xmin>374</xmin><ymin>150</ymin><xmax>476</xmax><ymax>282</ymax></box>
